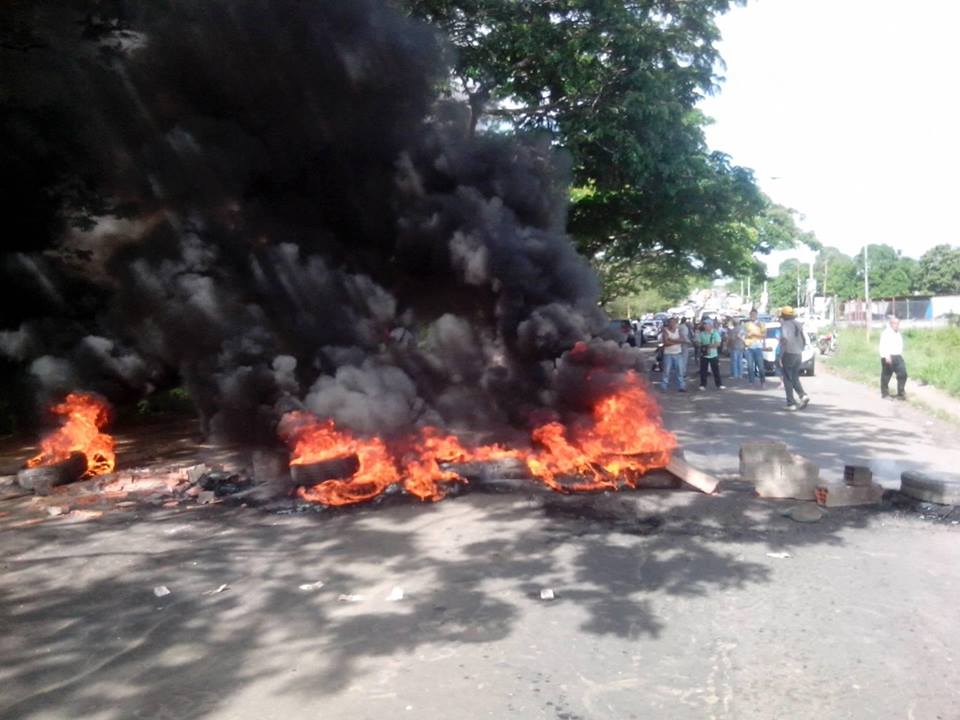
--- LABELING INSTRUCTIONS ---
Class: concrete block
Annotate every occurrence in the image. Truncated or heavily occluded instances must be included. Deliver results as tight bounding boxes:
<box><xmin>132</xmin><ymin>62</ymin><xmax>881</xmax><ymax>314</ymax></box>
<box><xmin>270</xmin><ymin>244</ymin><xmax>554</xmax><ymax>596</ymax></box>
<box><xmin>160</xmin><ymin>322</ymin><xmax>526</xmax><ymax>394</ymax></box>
<box><xmin>754</xmin><ymin>454</ymin><xmax>820</xmax><ymax>500</ymax></box>
<box><xmin>816</xmin><ymin>482</ymin><xmax>884</xmax><ymax>507</ymax></box>
<box><xmin>900</xmin><ymin>471</ymin><xmax>960</xmax><ymax>505</ymax></box>
<box><xmin>739</xmin><ymin>441</ymin><xmax>791</xmax><ymax>483</ymax></box>
<box><xmin>844</xmin><ymin>465</ymin><xmax>873</xmax><ymax>487</ymax></box>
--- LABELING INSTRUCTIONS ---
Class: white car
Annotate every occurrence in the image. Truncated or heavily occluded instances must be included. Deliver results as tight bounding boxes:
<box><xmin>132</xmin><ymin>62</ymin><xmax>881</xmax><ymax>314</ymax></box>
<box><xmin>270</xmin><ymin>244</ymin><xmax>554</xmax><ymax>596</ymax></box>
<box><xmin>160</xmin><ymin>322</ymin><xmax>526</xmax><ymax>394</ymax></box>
<box><xmin>762</xmin><ymin>322</ymin><xmax>817</xmax><ymax>376</ymax></box>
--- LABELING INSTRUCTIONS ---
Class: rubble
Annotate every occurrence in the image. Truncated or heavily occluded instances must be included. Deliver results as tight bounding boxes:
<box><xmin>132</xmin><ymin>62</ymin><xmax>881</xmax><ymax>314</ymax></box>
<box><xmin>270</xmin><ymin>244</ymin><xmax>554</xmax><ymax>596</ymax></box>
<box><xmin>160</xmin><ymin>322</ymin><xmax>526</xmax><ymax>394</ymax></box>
<box><xmin>739</xmin><ymin>442</ymin><xmax>820</xmax><ymax>500</ymax></box>
<box><xmin>844</xmin><ymin>465</ymin><xmax>873</xmax><ymax>487</ymax></box>
<box><xmin>816</xmin><ymin>482</ymin><xmax>884</xmax><ymax>508</ymax></box>
<box><xmin>782</xmin><ymin>504</ymin><xmax>825</xmax><ymax>522</ymax></box>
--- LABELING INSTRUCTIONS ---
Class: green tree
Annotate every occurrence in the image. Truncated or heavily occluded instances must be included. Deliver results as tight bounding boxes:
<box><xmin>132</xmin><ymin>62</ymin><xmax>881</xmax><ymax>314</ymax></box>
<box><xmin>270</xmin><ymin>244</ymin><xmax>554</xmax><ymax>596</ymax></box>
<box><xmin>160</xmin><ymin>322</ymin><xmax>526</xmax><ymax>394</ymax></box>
<box><xmin>855</xmin><ymin>244</ymin><xmax>914</xmax><ymax>298</ymax></box>
<box><xmin>917</xmin><ymin>244</ymin><xmax>960</xmax><ymax>294</ymax></box>
<box><xmin>815</xmin><ymin>247</ymin><xmax>860</xmax><ymax>300</ymax></box>
<box><xmin>767</xmin><ymin>259</ymin><xmax>803</xmax><ymax>310</ymax></box>
<box><xmin>400</xmin><ymin>0</ymin><xmax>774</xmax><ymax>293</ymax></box>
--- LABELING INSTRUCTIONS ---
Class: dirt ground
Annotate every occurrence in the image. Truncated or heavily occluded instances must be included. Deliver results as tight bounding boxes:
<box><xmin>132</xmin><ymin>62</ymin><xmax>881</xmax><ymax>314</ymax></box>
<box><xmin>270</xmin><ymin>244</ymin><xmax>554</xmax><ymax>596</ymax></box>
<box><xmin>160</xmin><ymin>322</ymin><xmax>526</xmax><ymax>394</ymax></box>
<box><xmin>2</xmin><ymin>364</ymin><xmax>959</xmax><ymax>719</ymax></box>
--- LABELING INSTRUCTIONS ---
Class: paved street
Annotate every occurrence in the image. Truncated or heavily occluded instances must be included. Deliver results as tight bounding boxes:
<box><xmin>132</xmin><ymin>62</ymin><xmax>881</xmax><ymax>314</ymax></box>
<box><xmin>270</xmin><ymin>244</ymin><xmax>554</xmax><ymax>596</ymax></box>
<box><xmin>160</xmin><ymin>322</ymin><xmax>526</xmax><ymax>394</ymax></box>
<box><xmin>2</xmin><ymin>363</ymin><xmax>960</xmax><ymax>720</ymax></box>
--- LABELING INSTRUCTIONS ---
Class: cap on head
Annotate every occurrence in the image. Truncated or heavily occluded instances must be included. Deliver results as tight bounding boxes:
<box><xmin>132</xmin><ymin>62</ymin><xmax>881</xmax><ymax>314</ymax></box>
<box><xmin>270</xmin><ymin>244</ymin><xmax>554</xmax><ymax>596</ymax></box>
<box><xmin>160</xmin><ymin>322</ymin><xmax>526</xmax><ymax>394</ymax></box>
<box><xmin>780</xmin><ymin>306</ymin><xmax>796</xmax><ymax>318</ymax></box>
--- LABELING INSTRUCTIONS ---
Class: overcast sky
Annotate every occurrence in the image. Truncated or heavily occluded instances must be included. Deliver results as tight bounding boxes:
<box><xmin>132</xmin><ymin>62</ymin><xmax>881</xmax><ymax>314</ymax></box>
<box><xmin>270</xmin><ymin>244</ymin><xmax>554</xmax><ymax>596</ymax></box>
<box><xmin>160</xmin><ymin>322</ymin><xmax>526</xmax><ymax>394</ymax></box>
<box><xmin>698</xmin><ymin>0</ymin><xmax>960</xmax><ymax>272</ymax></box>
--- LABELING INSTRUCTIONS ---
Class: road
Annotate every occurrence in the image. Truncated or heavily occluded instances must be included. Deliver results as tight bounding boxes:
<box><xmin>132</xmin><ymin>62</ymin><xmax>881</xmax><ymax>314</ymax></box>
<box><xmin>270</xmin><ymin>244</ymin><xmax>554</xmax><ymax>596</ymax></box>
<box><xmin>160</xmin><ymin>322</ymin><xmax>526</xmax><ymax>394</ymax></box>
<box><xmin>2</xmin><ymin>361</ymin><xmax>959</xmax><ymax>719</ymax></box>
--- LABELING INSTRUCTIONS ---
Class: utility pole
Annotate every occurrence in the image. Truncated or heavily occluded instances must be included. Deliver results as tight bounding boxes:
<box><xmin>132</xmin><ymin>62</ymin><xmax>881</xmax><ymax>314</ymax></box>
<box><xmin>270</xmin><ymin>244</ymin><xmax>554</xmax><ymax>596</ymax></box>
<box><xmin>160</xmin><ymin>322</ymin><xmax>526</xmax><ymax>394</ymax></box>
<box><xmin>747</xmin><ymin>276</ymin><xmax>751</xmax><ymax>306</ymax></box>
<box><xmin>795</xmin><ymin>262</ymin><xmax>801</xmax><ymax>307</ymax></box>
<box><xmin>864</xmin><ymin>244</ymin><xmax>871</xmax><ymax>338</ymax></box>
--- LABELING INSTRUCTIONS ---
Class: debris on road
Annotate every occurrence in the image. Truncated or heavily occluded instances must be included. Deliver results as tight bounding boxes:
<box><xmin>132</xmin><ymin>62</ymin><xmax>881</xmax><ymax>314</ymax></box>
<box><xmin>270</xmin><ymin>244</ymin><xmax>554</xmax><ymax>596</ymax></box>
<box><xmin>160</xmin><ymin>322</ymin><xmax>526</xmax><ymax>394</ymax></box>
<box><xmin>665</xmin><ymin>456</ymin><xmax>719</xmax><ymax>494</ymax></box>
<box><xmin>782</xmin><ymin>504</ymin><xmax>825</xmax><ymax>522</ymax></box>
<box><xmin>766</xmin><ymin>552</ymin><xmax>792</xmax><ymax>559</ymax></box>
<box><xmin>816</xmin><ymin>482</ymin><xmax>884</xmax><ymax>507</ymax></box>
<box><xmin>900</xmin><ymin>471</ymin><xmax>960</xmax><ymax>505</ymax></box>
<box><xmin>337</xmin><ymin>594</ymin><xmax>363</xmax><ymax>602</ymax></box>
<box><xmin>539</xmin><ymin>588</ymin><xmax>556</xmax><ymax>600</ymax></box>
<box><xmin>741</xmin><ymin>442</ymin><xmax>820</xmax><ymax>500</ymax></box>
<box><xmin>298</xmin><ymin>581</ymin><xmax>325</xmax><ymax>591</ymax></box>
<box><xmin>153</xmin><ymin>585</ymin><xmax>171</xmax><ymax>597</ymax></box>
<box><xmin>386</xmin><ymin>586</ymin><xmax>404</xmax><ymax>601</ymax></box>
<box><xmin>844</xmin><ymin>465</ymin><xmax>874</xmax><ymax>487</ymax></box>
<box><xmin>203</xmin><ymin>584</ymin><xmax>230</xmax><ymax>595</ymax></box>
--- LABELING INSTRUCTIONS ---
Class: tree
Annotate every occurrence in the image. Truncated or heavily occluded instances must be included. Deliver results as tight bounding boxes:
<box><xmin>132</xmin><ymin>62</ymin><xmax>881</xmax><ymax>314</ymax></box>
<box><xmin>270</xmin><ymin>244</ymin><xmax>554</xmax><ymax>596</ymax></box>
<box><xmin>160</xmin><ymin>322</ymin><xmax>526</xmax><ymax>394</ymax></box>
<box><xmin>917</xmin><ymin>244</ymin><xmax>960</xmax><ymax>294</ymax></box>
<box><xmin>766</xmin><ymin>259</ymin><xmax>803</xmax><ymax>310</ymax></box>
<box><xmin>855</xmin><ymin>244</ymin><xmax>914</xmax><ymax>298</ymax></box>
<box><xmin>399</xmin><ymin>0</ymin><xmax>772</xmax><ymax>293</ymax></box>
<box><xmin>814</xmin><ymin>247</ymin><xmax>859</xmax><ymax>300</ymax></box>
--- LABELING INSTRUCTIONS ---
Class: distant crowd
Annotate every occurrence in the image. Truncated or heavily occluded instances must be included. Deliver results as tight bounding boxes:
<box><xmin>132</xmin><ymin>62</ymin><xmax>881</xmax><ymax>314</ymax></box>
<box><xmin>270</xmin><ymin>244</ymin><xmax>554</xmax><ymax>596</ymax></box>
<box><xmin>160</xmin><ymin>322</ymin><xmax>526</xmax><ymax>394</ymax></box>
<box><xmin>657</xmin><ymin>307</ymin><xmax>811</xmax><ymax>411</ymax></box>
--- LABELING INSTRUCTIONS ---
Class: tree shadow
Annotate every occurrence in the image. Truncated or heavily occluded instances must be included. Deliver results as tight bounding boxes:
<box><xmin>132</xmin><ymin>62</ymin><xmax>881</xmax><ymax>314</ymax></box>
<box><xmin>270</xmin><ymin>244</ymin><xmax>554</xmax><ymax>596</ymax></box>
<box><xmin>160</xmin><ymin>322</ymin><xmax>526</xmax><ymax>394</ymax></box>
<box><xmin>0</xmin><ymin>472</ymin><xmax>875</xmax><ymax>719</ymax></box>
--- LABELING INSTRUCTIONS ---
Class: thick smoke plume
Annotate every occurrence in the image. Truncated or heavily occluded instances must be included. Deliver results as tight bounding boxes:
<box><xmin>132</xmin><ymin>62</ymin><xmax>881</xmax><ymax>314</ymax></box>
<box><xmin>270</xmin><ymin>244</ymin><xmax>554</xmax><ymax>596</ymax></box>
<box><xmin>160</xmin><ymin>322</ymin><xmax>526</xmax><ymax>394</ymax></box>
<box><xmin>1</xmin><ymin>0</ymin><xmax>643</xmax><ymax>442</ymax></box>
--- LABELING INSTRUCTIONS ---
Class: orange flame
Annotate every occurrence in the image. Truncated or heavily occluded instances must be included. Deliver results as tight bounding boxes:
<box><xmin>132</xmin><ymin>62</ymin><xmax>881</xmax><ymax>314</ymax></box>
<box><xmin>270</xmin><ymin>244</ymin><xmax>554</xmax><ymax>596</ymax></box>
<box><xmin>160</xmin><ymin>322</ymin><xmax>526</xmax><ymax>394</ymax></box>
<box><xmin>27</xmin><ymin>392</ymin><xmax>116</xmax><ymax>477</ymax></box>
<box><xmin>279</xmin><ymin>371</ymin><xmax>675</xmax><ymax>506</ymax></box>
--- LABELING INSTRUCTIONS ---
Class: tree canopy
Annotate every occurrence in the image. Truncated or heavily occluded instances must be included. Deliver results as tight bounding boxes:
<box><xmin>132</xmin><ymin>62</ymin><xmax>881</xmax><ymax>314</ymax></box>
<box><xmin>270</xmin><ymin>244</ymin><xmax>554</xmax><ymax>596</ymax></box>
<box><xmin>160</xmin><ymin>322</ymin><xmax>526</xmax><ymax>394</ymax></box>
<box><xmin>399</xmin><ymin>0</ymin><xmax>788</xmax><ymax>298</ymax></box>
<box><xmin>916</xmin><ymin>244</ymin><xmax>960</xmax><ymax>294</ymax></box>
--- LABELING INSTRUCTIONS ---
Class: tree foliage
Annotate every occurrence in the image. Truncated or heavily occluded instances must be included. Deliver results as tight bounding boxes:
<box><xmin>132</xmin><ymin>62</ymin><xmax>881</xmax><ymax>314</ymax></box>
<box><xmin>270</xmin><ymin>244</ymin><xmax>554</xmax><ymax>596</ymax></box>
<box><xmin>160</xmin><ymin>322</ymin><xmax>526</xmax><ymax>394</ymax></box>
<box><xmin>917</xmin><ymin>244</ymin><xmax>960</xmax><ymax>294</ymax></box>
<box><xmin>399</xmin><ymin>0</ymin><xmax>776</xmax><ymax>297</ymax></box>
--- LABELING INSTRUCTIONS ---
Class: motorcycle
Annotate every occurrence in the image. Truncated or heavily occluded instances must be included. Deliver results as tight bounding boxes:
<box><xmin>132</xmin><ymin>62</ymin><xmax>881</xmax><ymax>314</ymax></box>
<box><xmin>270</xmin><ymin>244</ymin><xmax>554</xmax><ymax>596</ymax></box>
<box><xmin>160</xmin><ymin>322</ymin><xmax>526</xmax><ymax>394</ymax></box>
<box><xmin>817</xmin><ymin>332</ymin><xmax>838</xmax><ymax>355</ymax></box>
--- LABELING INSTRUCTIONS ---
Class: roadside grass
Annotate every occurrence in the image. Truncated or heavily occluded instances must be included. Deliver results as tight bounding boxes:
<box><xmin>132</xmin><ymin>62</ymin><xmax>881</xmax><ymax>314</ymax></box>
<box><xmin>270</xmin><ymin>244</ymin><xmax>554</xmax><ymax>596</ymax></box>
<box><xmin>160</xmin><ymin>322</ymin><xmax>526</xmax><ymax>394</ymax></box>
<box><xmin>831</xmin><ymin>327</ymin><xmax>960</xmax><ymax>398</ymax></box>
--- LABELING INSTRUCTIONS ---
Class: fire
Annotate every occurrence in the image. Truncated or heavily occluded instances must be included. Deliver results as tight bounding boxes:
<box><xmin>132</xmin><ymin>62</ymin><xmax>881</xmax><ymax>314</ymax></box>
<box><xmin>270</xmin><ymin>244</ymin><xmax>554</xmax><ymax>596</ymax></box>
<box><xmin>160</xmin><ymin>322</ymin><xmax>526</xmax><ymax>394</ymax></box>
<box><xmin>526</xmin><ymin>373</ymin><xmax>676</xmax><ymax>491</ymax></box>
<box><xmin>279</xmin><ymin>371</ymin><xmax>675</xmax><ymax>506</ymax></box>
<box><xmin>27</xmin><ymin>392</ymin><xmax>116</xmax><ymax>477</ymax></box>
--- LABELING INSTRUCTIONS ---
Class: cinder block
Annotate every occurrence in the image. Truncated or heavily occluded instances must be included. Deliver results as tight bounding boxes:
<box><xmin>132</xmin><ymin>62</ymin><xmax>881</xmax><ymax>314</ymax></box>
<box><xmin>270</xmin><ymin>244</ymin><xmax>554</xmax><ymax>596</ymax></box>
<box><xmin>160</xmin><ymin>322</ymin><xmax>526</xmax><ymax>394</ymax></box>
<box><xmin>844</xmin><ymin>465</ymin><xmax>873</xmax><ymax>487</ymax></box>
<box><xmin>755</xmin><ymin>454</ymin><xmax>821</xmax><ymax>500</ymax></box>
<box><xmin>900</xmin><ymin>471</ymin><xmax>960</xmax><ymax>505</ymax></box>
<box><xmin>739</xmin><ymin>441</ymin><xmax>791</xmax><ymax>483</ymax></box>
<box><xmin>816</xmin><ymin>482</ymin><xmax>883</xmax><ymax>507</ymax></box>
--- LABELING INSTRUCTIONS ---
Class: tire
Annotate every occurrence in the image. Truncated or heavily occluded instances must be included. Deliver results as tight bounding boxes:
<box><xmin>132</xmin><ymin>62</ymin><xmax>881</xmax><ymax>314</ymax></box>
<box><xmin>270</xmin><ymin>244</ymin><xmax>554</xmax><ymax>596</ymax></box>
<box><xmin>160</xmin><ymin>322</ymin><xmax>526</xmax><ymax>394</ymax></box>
<box><xmin>805</xmin><ymin>359</ymin><xmax>816</xmax><ymax>376</ymax></box>
<box><xmin>16</xmin><ymin>452</ymin><xmax>87</xmax><ymax>495</ymax></box>
<box><xmin>290</xmin><ymin>454</ymin><xmax>360</xmax><ymax>486</ymax></box>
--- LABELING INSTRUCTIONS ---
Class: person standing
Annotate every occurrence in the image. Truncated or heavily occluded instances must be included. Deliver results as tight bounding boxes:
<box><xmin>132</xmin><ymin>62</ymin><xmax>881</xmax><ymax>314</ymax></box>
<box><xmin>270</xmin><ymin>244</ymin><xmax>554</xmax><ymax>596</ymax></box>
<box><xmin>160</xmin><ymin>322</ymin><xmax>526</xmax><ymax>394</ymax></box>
<box><xmin>744</xmin><ymin>309</ymin><xmax>766</xmax><ymax>386</ymax></box>
<box><xmin>659</xmin><ymin>317</ymin><xmax>686</xmax><ymax>392</ymax></box>
<box><xmin>778</xmin><ymin>306</ymin><xmax>810</xmax><ymax>410</ymax></box>
<box><xmin>879</xmin><ymin>316</ymin><xmax>908</xmax><ymax>400</ymax></box>
<box><xmin>727</xmin><ymin>319</ymin><xmax>745</xmax><ymax>379</ymax></box>
<box><xmin>697</xmin><ymin>318</ymin><xmax>725</xmax><ymax>390</ymax></box>
<box><xmin>678</xmin><ymin>316</ymin><xmax>694</xmax><ymax>379</ymax></box>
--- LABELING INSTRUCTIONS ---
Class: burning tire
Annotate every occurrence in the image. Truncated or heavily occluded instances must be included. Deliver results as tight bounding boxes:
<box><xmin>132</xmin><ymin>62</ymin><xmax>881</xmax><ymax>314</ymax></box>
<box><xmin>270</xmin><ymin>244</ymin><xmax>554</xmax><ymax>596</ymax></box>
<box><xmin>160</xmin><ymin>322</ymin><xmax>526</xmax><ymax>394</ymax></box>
<box><xmin>16</xmin><ymin>452</ymin><xmax>87</xmax><ymax>495</ymax></box>
<box><xmin>289</xmin><ymin>454</ymin><xmax>361</xmax><ymax>486</ymax></box>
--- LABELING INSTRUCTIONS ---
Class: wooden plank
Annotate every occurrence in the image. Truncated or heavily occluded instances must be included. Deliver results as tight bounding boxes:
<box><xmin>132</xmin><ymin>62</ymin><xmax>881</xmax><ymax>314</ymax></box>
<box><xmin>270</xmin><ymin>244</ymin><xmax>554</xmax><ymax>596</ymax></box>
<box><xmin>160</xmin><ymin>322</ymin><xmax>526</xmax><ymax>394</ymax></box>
<box><xmin>665</xmin><ymin>456</ymin><xmax>719</xmax><ymax>494</ymax></box>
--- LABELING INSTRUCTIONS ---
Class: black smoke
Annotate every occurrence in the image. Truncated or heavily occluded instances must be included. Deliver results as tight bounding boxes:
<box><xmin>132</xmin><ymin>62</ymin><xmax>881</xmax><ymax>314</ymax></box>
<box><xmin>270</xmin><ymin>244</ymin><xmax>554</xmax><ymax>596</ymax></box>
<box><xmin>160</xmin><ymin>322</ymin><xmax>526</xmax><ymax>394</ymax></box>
<box><xmin>1</xmin><ymin>0</ymin><xmax>638</xmax><ymax>442</ymax></box>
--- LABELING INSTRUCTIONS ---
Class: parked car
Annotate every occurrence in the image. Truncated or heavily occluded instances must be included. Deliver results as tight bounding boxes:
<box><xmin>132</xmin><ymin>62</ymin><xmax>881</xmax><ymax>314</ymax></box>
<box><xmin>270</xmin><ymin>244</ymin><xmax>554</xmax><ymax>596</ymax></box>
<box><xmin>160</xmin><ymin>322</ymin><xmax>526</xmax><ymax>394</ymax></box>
<box><xmin>640</xmin><ymin>320</ymin><xmax>661</xmax><ymax>342</ymax></box>
<box><xmin>762</xmin><ymin>323</ymin><xmax>817</xmax><ymax>375</ymax></box>
<box><xmin>604</xmin><ymin>319</ymin><xmax>637</xmax><ymax>347</ymax></box>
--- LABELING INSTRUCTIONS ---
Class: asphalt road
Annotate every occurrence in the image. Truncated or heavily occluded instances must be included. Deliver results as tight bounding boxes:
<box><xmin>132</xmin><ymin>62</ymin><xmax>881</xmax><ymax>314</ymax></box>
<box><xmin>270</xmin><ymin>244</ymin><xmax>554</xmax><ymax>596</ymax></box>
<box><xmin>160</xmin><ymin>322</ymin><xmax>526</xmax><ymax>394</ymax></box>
<box><xmin>2</xmin><ymin>362</ymin><xmax>959</xmax><ymax>720</ymax></box>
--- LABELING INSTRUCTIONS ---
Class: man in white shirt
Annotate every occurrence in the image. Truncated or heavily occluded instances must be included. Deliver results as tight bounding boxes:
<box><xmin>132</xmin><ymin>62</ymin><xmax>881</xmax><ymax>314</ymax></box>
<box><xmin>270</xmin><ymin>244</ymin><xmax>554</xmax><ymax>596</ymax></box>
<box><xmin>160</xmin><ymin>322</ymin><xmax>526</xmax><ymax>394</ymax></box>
<box><xmin>659</xmin><ymin>317</ymin><xmax>687</xmax><ymax>392</ymax></box>
<box><xmin>878</xmin><ymin>316</ymin><xmax>907</xmax><ymax>400</ymax></box>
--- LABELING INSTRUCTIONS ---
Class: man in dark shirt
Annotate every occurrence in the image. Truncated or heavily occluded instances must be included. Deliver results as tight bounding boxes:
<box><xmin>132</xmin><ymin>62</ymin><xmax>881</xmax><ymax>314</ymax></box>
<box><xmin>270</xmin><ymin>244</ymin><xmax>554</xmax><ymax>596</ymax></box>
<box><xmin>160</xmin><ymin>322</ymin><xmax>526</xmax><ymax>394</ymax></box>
<box><xmin>778</xmin><ymin>306</ymin><xmax>810</xmax><ymax>411</ymax></box>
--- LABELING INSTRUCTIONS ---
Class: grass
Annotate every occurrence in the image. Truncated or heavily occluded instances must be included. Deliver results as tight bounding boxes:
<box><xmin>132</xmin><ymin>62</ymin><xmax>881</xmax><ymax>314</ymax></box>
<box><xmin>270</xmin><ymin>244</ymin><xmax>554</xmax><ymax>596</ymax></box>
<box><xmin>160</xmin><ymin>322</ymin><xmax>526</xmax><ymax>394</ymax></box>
<box><xmin>831</xmin><ymin>326</ymin><xmax>960</xmax><ymax>398</ymax></box>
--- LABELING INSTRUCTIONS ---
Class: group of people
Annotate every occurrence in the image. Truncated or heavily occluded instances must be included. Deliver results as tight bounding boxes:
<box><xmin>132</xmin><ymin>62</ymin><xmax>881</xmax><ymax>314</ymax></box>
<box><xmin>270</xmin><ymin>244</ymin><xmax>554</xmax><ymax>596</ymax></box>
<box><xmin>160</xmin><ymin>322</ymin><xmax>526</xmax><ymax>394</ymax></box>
<box><xmin>658</xmin><ymin>307</ymin><xmax>811</xmax><ymax>411</ymax></box>
<box><xmin>653</xmin><ymin>305</ymin><xmax>911</xmax><ymax>411</ymax></box>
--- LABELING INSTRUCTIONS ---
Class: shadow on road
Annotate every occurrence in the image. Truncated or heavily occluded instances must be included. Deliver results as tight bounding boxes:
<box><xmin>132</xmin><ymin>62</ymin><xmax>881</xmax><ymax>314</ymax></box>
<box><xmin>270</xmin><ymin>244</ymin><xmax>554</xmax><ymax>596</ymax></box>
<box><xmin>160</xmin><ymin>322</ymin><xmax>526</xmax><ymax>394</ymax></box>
<box><xmin>0</xmin><ymin>478</ymin><xmax>873</xmax><ymax>719</ymax></box>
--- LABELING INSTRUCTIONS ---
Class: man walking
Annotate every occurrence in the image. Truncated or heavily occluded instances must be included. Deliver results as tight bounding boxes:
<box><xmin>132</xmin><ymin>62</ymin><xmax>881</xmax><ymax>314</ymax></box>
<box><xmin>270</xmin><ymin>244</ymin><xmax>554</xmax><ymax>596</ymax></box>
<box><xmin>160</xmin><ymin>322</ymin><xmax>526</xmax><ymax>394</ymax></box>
<box><xmin>744</xmin><ymin>309</ymin><xmax>766</xmax><ymax>386</ymax></box>
<box><xmin>659</xmin><ymin>317</ymin><xmax>686</xmax><ymax>392</ymax></box>
<box><xmin>778</xmin><ymin>306</ymin><xmax>810</xmax><ymax>410</ymax></box>
<box><xmin>879</xmin><ymin>316</ymin><xmax>908</xmax><ymax>400</ymax></box>
<box><xmin>697</xmin><ymin>318</ymin><xmax>725</xmax><ymax>390</ymax></box>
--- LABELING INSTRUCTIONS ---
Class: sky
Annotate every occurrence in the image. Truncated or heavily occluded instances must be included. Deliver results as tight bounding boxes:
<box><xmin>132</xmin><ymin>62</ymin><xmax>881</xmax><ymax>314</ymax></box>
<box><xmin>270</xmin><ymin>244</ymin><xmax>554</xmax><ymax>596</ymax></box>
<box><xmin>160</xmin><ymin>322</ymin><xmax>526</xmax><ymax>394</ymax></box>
<box><xmin>698</xmin><ymin>0</ymin><xmax>960</xmax><ymax>274</ymax></box>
